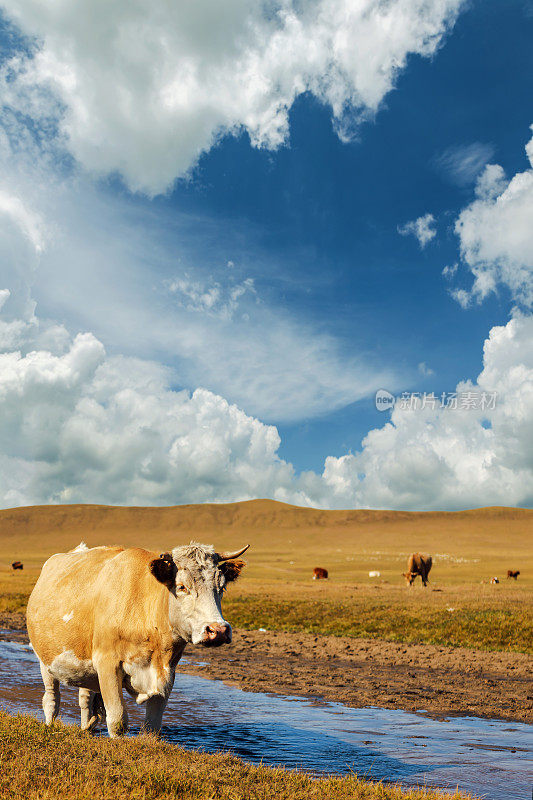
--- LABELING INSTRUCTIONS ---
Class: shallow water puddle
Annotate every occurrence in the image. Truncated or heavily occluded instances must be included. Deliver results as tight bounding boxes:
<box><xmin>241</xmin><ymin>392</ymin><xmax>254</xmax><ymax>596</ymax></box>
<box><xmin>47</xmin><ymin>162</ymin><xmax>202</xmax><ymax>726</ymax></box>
<box><xmin>1</xmin><ymin>641</ymin><xmax>531</xmax><ymax>800</ymax></box>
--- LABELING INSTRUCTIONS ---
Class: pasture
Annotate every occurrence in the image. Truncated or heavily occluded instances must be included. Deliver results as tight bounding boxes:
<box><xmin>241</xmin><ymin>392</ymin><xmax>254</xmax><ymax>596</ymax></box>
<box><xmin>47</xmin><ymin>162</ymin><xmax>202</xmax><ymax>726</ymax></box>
<box><xmin>0</xmin><ymin>500</ymin><xmax>530</xmax><ymax>800</ymax></box>
<box><xmin>0</xmin><ymin>500</ymin><xmax>531</xmax><ymax>653</ymax></box>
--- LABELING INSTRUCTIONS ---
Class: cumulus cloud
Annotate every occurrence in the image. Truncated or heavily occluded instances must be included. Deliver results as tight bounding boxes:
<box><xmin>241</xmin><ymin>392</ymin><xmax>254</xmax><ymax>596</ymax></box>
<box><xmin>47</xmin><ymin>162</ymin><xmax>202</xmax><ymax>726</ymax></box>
<box><xmin>1</xmin><ymin>189</ymin><xmax>531</xmax><ymax>511</ymax></box>
<box><xmin>433</xmin><ymin>142</ymin><xmax>495</xmax><ymax>186</ymax></box>
<box><xmin>321</xmin><ymin>313</ymin><xmax>533</xmax><ymax>510</ymax></box>
<box><xmin>453</xmin><ymin>128</ymin><xmax>533</xmax><ymax>307</ymax></box>
<box><xmin>0</xmin><ymin>0</ymin><xmax>463</xmax><ymax>194</ymax></box>
<box><xmin>2</xmin><ymin>265</ymin><xmax>532</xmax><ymax>510</ymax></box>
<box><xmin>398</xmin><ymin>213</ymin><xmax>436</xmax><ymax>247</ymax></box>
<box><xmin>0</xmin><ymin>334</ymin><xmax>313</xmax><ymax>508</ymax></box>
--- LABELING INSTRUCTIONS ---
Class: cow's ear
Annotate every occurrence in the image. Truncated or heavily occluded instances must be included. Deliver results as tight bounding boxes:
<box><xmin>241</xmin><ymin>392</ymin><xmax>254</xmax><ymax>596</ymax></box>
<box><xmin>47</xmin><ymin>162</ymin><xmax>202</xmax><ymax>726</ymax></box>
<box><xmin>150</xmin><ymin>553</ymin><xmax>176</xmax><ymax>587</ymax></box>
<box><xmin>220</xmin><ymin>559</ymin><xmax>246</xmax><ymax>582</ymax></box>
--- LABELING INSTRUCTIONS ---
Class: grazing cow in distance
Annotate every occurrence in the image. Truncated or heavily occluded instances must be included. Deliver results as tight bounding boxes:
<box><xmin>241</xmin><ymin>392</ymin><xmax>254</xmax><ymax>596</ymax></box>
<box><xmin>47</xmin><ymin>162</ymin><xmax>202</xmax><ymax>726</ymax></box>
<box><xmin>403</xmin><ymin>553</ymin><xmax>432</xmax><ymax>586</ymax></box>
<box><xmin>507</xmin><ymin>570</ymin><xmax>520</xmax><ymax>580</ymax></box>
<box><xmin>27</xmin><ymin>540</ymin><xmax>249</xmax><ymax>737</ymax></box>
<box><xmin>313</xmin><ymin>567</ymin><xmax>328</xmax><ymax>580</ymax></box>
<box><xmin>490</xmin><ymin>576</ymin><xmax>499</xmax><ymax>584</ymax></box>
<box><xmin>11</xmin><ymin>561</ymin><xmax>23</xmax><ymax>570</ymax></box>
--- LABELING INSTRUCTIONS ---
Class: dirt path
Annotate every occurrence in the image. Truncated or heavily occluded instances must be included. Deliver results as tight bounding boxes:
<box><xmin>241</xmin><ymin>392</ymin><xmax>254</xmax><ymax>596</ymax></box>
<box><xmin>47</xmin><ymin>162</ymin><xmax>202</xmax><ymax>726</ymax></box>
<box><xmin>2</xmin><ymin>613</ymin><xmax>531</xmax><ymax>723</ymax></box>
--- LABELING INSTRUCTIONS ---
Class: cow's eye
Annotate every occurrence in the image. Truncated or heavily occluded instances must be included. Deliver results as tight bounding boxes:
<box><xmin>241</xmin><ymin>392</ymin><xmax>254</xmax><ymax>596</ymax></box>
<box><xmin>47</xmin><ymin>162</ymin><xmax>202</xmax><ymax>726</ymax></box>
<box><xmin>176</xmin><ymin>584</ymin><xmax>189</xmax><ymax>594</ymax></box>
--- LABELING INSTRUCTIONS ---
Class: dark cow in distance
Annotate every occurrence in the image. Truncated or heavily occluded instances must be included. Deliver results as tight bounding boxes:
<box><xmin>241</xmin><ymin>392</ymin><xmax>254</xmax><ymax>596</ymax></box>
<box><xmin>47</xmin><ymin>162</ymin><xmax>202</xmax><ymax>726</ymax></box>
<box><xmin>11</xmin><ymin>561</ymin><xmax>23</xmax><ymax>570</ymax></box>
<box><xmin>507</xmin><ymin>570</ymin><xmax>520</xmax><ymax>580</ymax></box>
<box><xmin>403</xmin><ymin>553</ymin><xmax>432</xmax><ymax>586</ymax></box>
<box><xmin>313</xmin><ymin>567</ymin><xmax>328</xmax><ymax>580</ymax></box>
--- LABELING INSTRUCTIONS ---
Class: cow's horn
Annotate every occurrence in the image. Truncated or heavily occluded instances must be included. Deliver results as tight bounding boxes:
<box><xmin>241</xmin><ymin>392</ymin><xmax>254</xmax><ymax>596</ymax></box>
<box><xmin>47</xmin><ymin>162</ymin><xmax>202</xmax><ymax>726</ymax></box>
<box><xmin>218</xmin><ymin>544</ymin><xmax>250</xmax><ymax>561</ymax></box>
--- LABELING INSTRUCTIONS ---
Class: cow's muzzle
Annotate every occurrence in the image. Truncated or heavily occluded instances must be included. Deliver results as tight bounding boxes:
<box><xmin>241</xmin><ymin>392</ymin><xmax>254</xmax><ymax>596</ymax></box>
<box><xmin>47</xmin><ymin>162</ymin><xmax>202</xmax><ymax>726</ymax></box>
<box><xmin>200</xmin><ymin>622</ymin><xmax>232</xmax><ymax>647</ymax></box>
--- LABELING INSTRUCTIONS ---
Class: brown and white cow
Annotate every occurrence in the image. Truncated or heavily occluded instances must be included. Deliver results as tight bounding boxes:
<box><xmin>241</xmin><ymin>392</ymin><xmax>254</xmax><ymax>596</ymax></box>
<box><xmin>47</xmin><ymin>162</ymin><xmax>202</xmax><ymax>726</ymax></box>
<box><xmin>402</xmin><ymin>553</ymin><xmax>432</xmax><ymax>586</ymax></box>
<box><xmin>313</xmin><ymin>567</ymin><xmax>328</xmax><ymax>580</ymax></box>
<box><xmin>27</xmin><ymin>541</ymin><xmax>248</xmax><ymax>737</ymax></box>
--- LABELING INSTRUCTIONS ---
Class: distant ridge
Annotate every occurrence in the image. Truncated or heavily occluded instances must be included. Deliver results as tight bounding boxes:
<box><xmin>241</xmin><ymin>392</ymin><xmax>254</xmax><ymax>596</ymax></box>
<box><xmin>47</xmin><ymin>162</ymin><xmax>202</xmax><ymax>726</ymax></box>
<box><xmin>0</xmin><ymin>498</ymin><xmax>531</xmax><ymax>540</ymax></box>
<box><xmin>1</xmin><ymin>499</ymin><xmax>530</xmax><ymax>574</ymax></box>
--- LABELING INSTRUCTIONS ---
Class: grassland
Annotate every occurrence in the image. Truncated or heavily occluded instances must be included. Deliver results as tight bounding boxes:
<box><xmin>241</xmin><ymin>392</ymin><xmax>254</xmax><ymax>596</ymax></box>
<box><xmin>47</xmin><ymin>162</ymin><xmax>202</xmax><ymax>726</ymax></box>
<box><xmin>0</xmin><ymin>500</ymin><xmax>531</xmax><ymax>652</ymax></box>
<box><xmin>0</xmin><ymin>501</ymin><xmax>528</xmax><ymax>798</ymax></box>
<box><xmin>0</xmin><ymin>712</ymin><xmax>476</xmax><ymax>800</ymax></box>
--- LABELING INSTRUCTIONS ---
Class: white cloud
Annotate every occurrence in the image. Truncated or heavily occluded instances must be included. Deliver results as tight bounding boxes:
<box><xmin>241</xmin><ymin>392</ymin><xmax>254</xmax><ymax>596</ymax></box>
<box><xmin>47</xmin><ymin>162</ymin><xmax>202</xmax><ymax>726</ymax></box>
<box><xmin>442</xmin><ymin>262</ymin><xmax>458</xmax><ymax>279</ymax></box>
<box><xmin>453</xmin><ymin>127</ymin><xmax>533</xmax><ymax>308</ymax></box>
<box><xmin>398</xmin><ymin>213</ymin><xmax>436</xmax><ymax>248</ymax></box>
<box><xmin>1</xmin><ymin>259</ymin><xmax>532</xmax><ymax>510</ymax></box>
<box><xmin>433</xmin><ymin>142</ymin><xmax>495</xmax><ymax>186</ymax></box>
<box><xmin>322</xmin><ymin>313</ymin><xmax>533</xmax><ymax>510</ymax></box>
<box><xmin>418</xmin><ymin>361</ymin><xmax>434</xmax><ymax>377</ymax></box>
<box><xmin>166</xmin><ymin>274</ymin><xmax>256</xmax><ymax>320</ymax></box>
<box><xmin>0</xmin><ymin>0</ymin><xmax>463</xmax><ymax>194</ymax></box>
<box><xmin>0</xmin><ymin>71</ymin><xmax>397</xmax><ymax>425</ymax></box>
<box><xmin>449</xmin><ymin>287</ymin><xmax>471</xmax><ymax>309</ymax></box>
<box><xmin>0</xmin><ymin>335</ymin><xmax>310</xmax><ymax>508</ymax></box>
<box><xmin>35</xmin><ymin>185</ymin><xmax>394</xmax><ymax>423</ymax></box>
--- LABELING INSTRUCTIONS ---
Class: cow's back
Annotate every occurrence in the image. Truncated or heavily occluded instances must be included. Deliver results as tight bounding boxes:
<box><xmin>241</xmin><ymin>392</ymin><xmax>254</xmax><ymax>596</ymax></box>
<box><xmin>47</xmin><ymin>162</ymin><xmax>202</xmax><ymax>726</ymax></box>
<box><xmin>27</xmin><ymin>546</ymin><xmax>124</xmax><ymax>667</ymax></box>
<box><xmin>408</xmin><ymin>553</ymin><xmax>431</xmax><ymax>574</ymax></box>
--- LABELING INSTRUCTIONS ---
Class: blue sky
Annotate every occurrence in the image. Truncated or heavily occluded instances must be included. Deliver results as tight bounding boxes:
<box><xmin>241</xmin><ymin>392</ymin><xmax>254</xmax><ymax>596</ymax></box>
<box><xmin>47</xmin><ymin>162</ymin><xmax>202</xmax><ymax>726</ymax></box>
<box><xmin>0</xmin><ymin>0</ymin><xmax>532</xmax><ymax>510</ymax></box>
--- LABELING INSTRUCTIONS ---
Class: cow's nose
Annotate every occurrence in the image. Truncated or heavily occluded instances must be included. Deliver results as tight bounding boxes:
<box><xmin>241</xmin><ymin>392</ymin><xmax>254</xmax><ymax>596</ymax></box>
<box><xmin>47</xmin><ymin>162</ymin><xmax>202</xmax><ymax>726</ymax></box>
<box><xmin>202</xmin><ymin>623</ymin><xmax>231</xmax><ymax>646</ymax></box>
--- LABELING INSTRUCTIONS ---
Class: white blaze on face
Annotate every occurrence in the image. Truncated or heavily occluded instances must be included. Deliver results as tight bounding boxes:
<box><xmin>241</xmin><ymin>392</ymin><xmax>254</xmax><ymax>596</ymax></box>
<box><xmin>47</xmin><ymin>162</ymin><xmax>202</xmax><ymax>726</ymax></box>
<box><xmin>189</xmin><ymin>583</ymin><xmax>229</xmax><ymax>646</ymax></box>
<box><xmin>166</xmin><ymin>544</ymin><xmax>230</xmax><ymax>645</ymax></box>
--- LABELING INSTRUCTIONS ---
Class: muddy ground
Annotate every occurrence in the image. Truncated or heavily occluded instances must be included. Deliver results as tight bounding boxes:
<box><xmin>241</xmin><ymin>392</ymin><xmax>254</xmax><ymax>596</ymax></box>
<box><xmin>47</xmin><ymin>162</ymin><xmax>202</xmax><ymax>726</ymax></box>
<box><xmin>3</xmin><ymin>612</ymin><xmax>531</xmax><ymax>724</ymax></box>
<box><xmin>180</xmin><ymin>628</ymin><xmax>533</xmax><ymax>724</ymax></box>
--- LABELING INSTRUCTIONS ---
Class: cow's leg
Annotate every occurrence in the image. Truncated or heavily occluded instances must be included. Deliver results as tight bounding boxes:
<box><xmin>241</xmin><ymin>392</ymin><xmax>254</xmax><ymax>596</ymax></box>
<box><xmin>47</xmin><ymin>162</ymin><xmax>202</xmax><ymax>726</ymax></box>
<box><xmin>143</xmin><ymin>695</ymin><xmax>168</xmax><ymax>734</ymax></box>
<box><xmin>143</xmin><ymin>673</ymin><xmax>175</xmax><ymax>734</ymax></box>
<box><xmin>79</xmin><ymin>688</ymin><xmax>92</xmax><ymax>730</ymax></box>
<box><xmin>39</xmin><ymin>661</ymin><xmax>60</xmax><ymax>725</ymax></box>
<box><xmin>79</xmin><ymin>689</ymin><xmax>105</xmax><ymax>732</ymax></box>
<box><xmin>96</xmin><ymin>659</ymin><xmax>128</xmax><ymax>737</ymax></box>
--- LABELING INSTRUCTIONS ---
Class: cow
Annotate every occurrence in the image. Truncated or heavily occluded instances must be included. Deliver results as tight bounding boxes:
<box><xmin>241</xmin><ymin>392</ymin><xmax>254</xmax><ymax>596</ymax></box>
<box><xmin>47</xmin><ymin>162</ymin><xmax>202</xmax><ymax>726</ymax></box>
<box><xmin>11</xmin><ymin>561</ymin><xmax>23</xmax><ymax>570</ymax></box>
<box><xmin>402</xmin><ymin>553</ymin><xmax>432</xmax><ymax>586</ymax></box>
<box><xmin>507</xmin><ymin>570</ymin><xmax>520</xmax><ymax>580</ymax></box>
<box><xmin>313</xmin><ymin>567</ymin><xmax>328</xmax><ymax>580</ymax></box>
<box><xmin>26</xmin><ymin>541</ymin><xmax>249</xmax><ymax>738</ymax></box>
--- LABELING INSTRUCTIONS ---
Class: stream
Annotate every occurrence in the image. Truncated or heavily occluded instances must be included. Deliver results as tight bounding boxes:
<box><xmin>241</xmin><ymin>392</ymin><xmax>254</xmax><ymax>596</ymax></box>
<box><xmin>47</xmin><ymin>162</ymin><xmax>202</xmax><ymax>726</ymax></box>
<box><xmin>0</xmin><ymin>640</ymin><xmax>531</xmax><ymax>799</ymax></box>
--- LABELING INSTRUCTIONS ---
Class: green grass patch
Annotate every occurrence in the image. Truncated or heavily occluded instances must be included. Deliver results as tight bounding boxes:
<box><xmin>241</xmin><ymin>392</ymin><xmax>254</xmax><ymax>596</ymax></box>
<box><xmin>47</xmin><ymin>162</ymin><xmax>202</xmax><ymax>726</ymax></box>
<box><xmin>0</xmin><ymin>711</ymin><xmax>476</xmax><ymax>800</ymax></box>
<box><xmin>224</xmin><ymin>594</ymin><xmax>533</xmax><ymax>654</ymax></box>
<box><xmin>0</xmin><ymin>592</ymin><xmax>29</xmax><ymax>614</ymax></box>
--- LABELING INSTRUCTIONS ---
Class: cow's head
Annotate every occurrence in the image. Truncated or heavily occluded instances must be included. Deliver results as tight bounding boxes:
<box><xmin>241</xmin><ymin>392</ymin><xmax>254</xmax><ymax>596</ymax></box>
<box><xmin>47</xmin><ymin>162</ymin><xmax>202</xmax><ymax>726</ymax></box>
<box><xmin>150</xmin><ymin>542</ymin><xmax>249</xmax><ymax>647</ymax></box>
<box><xmin>402</xmin><ymin>571</ymin><xmax>416</xmax><ymax>585</ymax></box>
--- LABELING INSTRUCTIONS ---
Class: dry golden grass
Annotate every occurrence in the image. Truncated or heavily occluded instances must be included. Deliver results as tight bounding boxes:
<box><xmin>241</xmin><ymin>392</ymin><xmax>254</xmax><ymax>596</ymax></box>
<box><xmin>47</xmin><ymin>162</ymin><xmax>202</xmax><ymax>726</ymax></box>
<box><xmin>0</xmin><ymin>712</ymin><xmax>476</xmax><ymax>800</ymax></box>
<box><xmin>0</xmin><ymin>500</ymin><xmax>531</xmax><ymax>650</ymax></box>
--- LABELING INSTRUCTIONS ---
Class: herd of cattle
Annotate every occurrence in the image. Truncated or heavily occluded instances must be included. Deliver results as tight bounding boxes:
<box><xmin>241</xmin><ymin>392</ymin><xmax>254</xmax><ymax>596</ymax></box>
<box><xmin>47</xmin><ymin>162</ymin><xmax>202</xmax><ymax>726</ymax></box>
<box><xmin>313</xmin><ymin>552</ymin><xmax>433</xmax><ymax>585</ymax></box>
<box><xmin>312</xmin><ymin>553</ymin><xmax>521</xmax><ymax>586</ymax></box>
